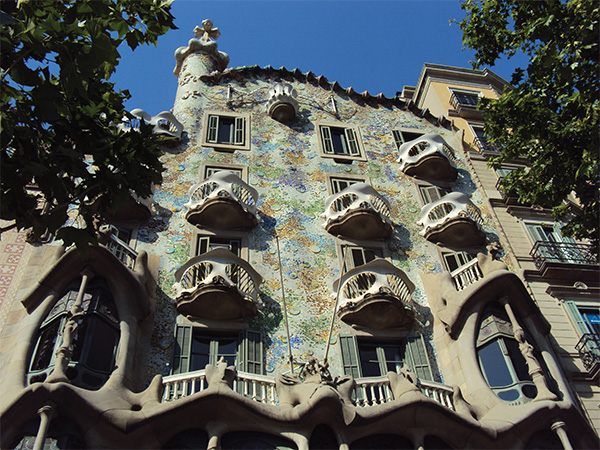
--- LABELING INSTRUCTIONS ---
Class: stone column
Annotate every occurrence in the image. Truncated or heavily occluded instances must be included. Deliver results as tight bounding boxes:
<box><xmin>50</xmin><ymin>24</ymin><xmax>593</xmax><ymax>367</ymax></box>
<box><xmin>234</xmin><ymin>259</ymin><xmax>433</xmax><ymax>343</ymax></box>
<box><xmin>551</xmin><ymin>421</ymin><xmax>574</xmax><ymax>450</ymax></box>
<box><xmin>46</xmin><ymin>268</ymin><xmax>95</xmax><ymax>383</ymax></box>
<box><xmin>32</xmin><ymin>403</ymin><xmax>58</xmax><ymax>450</ymax></box>
<box><xmin>502</xmin><ymin>300</ymin><xmax>557</xmax><ymax>401</ymax></box>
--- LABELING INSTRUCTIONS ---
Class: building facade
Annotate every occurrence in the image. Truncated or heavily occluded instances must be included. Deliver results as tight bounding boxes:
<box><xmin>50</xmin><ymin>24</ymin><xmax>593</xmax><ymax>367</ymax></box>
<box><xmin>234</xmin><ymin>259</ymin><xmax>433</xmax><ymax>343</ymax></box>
<box><xmin>0</xmin><ymin>23</ymin><xmax>598</xmax><ymax>449</ymax></box>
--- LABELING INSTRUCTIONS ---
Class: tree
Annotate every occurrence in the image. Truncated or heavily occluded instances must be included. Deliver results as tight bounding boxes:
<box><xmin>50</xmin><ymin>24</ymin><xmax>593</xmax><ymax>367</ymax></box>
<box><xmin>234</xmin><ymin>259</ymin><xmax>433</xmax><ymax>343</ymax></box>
<box><xmin>0</xmin><ymin>0</ymin><xmax>176</xmax><ymax>249</ymax></box>
<box><xmin>459</xmin><ymin>0</ymin><xmax>599</xmax><ymax>255</ymax></box>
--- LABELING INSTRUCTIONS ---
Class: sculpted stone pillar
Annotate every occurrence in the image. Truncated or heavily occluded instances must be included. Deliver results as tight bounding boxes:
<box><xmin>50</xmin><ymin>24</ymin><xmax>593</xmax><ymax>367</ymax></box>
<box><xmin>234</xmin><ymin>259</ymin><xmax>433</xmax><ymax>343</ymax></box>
<box><xmin>502</xmin><ymin>299</ymin><xmax>557</xmax><ymax>401</ymax></box>
<box><xmin>32</xmin><ymin>403</ymin><xmax>58</xmax><ymax>450</ymax></box>
<box><xmin>551</xmin><ymin>421</ymin><xmax>574</xmax><ymax>450</ymax></box>
<box><xmin>46</xmin><ymin>268</ymin><xmax>95</xmax><ymax>384</ymax></box>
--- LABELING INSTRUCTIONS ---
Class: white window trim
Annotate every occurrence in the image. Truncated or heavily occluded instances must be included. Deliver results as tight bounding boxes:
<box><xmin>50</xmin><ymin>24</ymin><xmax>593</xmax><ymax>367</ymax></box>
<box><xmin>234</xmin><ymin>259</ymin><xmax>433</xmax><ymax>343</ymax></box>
<box><xmin>190</xmin><ymin>229</ymin><xmax>249</xmax><ymax>261</ymax></box>
<box><xmin>325</xmin><ymin>173</ymin><xmax>370</xmax><ymax>196</ymax></box>
<box><xmin>201</xmin><ymin>110</ymin><xmax>251</xmax><ymax>151</ymax></box>
<box><xmin>415</xmin><ymin>182</ymin><xmax>449</xmax><ymax>206</ymax></box>
<box><xmin>315</xmin><ymin>121</ymin><xmax>367</xmax><ymax>162</ymax></box>
<box><xmin>449</xmin><ymin>88</ymin><xmax>482</xmax><ymax>104</ymax></box>
<box><xmin>392</xmin><ymin>128</ymin><xmax>425</xmax><ymax>149</ymax></box>
<box><xmin>334</xmin><ymin>237</ymin><xmax>388</xmax><ymax>273</ymax></box>
<box><xmin>200</xmin><ymin>162</ymin><xmax>249</xmax><ymax>183</ymax></box>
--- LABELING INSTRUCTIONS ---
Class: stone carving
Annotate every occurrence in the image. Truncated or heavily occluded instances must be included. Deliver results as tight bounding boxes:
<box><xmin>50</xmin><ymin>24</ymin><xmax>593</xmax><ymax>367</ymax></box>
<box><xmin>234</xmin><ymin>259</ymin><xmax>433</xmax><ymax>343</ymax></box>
<box><xmin>266</xmin><ymin>83</ymin><xmax>299</xmax><ymax>122</ymax></box>
<box><xmin>174</xmin><ymin>20</ymin><xmax>230</xmax><ymax>77</ymax></box>
<box><xmin>397</xmin><ymin>133</ymin><xmax>458</xmax><ymax>181</ymax></box>
<box><xmin>387</xmin><ymin>367</ymin><xmax>420</xmax><ymax>399</ymax></box>
<box><xmin>205</xmin><ymin>357</ymin><xmax>236</xmax><ymax>389</ymax></box>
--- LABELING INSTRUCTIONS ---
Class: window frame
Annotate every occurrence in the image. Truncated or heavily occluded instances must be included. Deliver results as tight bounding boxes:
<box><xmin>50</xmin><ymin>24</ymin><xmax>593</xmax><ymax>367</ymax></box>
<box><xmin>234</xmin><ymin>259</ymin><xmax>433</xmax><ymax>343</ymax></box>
<box><xmin>449</xmin><ymin>88</ymin><xmax>481</xmax><ymax>107</ymax></box>
<box><xmin>190</xmin><ymin>229</ymin><xmax>248</xmax><ymax>260</ymax></box>
<box><xmin>416</xmin><ymin>183</ymin><xmax>448</xmax><ymax>206</ymax></box>
<box><xmin>392</xmin><ymin>128</ymin><xmax>425</xmax><ymax>150</ymax></box>
<box><xmin>441</xmin><ymin>250</ymin><xmax>475</xmax><ymax>273</ymax></box>
<box><xmin>334</xmin><ymin>238</ymin><xmax>388</xmax><ymax>273</ymax></box>
<box><xmin>468</xmin><ymin>123</ymin><xmax>498</xmax><ymax>153</ymax></box>
<box><xmin>315</xmin><ymin>121</ymin><xmax>367</xmax><ymax>162</ymax></box>
<box><xmin>200</xmin><ymin>162</ymin><xmax>249</xmax><ymax>183</ymax></box>
<box><xmin>325</xmin><ymin>173</ymin><xmax>369</xmax><ymax>196</ymax></box>
<box><xmin>201</xmin><ymin>110</ymin><xmax>251</xmax><ymax>152</ymax></box>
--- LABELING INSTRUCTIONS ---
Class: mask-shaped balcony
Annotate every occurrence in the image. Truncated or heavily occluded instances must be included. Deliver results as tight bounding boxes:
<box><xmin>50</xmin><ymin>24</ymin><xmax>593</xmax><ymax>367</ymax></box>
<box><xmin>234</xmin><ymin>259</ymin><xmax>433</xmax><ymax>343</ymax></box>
<box><xmin>334</xmin><ymin>259</ymin><xmax>417</xmax><ymax>330</ymax></box>
<box><xmin>123</xmin><ymin>108</ymin><xmax>184</xmax><ymax>143</ymax></box>
<box><xmin>397</xmin><ymin>133</ymin><xmax>458</xmax><ymax>181</ymax></box>
<box><xmin>184</xmin><ymin>172</ymin><xmax>259</xmax><ymax>230</ymax></box>
<box><xmin>323</xmin><ymin>183</ymin><xmax>392</xmax><ymax>240</ymax></box>
<box><xmin>174</xmin><ymin>248</ymin><xmax>263</xmax><ymax>321</ymax></box>
<box><xmin>417</xmin><ymin>192</ymin><xmax>485</xmax><ymax>247</ymax></box>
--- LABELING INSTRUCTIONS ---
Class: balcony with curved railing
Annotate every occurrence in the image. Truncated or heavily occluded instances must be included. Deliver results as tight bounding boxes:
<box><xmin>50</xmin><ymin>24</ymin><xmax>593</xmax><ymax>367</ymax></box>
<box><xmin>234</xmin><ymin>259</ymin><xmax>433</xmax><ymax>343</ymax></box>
<box><xmin>184</xmin><ymin>171</ymin><xmax>258</xmax><ymax>230</ymax></box>
<box><xmin>397</xmin><ymin>133</ymin><xmax>458</xmax><ymax>181</ymax></box>
<box><xmin>323</xmin><ymin>183</ymin><xmax>392</xmax><ymax>240</ymax></box>
<box><xmin>174</xmin><ymin>248</ymin><xmax>262</xmax><ymax>321</ymax></box>
<box><xmin>121</xmin><ymin>108</ymin><xmax>184</xmax><ymax>143</ymax></box>
<box><xmin>333</xmin><ymin>259</ymin><xmax>417</xmax><ymax>330</ymax></box>
<box><xmin>418</xmin><ymin>192</ymin><xmax>485</xmax><ymax>247</ymax></box>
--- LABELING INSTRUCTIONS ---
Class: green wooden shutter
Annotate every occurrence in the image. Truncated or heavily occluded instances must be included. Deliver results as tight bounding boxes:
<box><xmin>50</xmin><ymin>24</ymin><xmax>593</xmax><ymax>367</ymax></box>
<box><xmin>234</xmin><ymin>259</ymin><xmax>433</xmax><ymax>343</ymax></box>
<box><xmin>405</xmin><ymin>334</ymin><xmax>433</xmax><ymax>381</ymax></box>
<box><xmin>207</xmin><ymin>115</ymin><xmax>219</xmax><ymax>143</ymax></box>
<box><xmin>238</xmin><ymin>330</ymin><xmax>263</xmax><ymax>374</ymax></box>
<box><xmin>564</xmin><ymin>301</ymin><xmax>588</xmax><ymax>335</ymax></box>
<box><xmin>345</xmin><ymin>127</ymin><xmax>360</xmax><ymax>156</ymax></box>
<box><xmin>320</xmin><ymin>126</ymin><xmax>334</xmax><ymax>154</ymax></box>
<box><xmin>339</xmin><ymin>335</ymin><xmax>362</xmax><ymax>378</ymax></box>
<box><xmin>172</xmin><ymin>324</ymin><xmax>193</xmax><ymax>374</ymax></box>
<box><xmin>234</xmin><ymin>117</ymin><xmax>245</xmax><ymax>145</ymax></box>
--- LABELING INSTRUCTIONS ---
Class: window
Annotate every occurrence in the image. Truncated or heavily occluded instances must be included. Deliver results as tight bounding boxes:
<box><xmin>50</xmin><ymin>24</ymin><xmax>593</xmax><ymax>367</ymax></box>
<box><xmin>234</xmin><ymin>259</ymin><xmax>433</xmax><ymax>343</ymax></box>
<box><xmin>341</xmin><ymin>245</ymin><xmax>382</xmax><ymax>271</ymax></box>
<box><xmin>172</xmin><ymin>325</ymin><xmax>263</xmax><ymax>375</ymax></box>
<box><xmin>476</xmin><ymin>305</ymin><xmax>537</xmax><ymax>404</ymax></box>
<box><xmin>470</xmin><ymin>124</ymin><xmax>497</xmax><ymax>153</ymax></box>
<box><xmin>564</xmin><ymin>302</ymin><xmax>600</xmax><ymax>336</ymax></box>
<box><xmin>28</xmin><ymin>278</ymin><xmax>119</xmax><ymax>390</ymax></box>
<box><xmin>451</xmin><ymin>89</ymin><xmax>480</xmax><ymax>107</ymax></box>
<box><xmin>418</xmin><ymin>184</ymin><xmax>447</xmax><ymax>205</ymax></box>
<box><xmin>327</xmin><ymin>174</ymin><xmax>367</xmax><ymax>195</ymax></box>
<box><xmin>525</xmin><ymin>222</ymin><xmax>590</xmax><ymax>265</ymax></box>
<box><xmin>203</xmin><ymin>164</ymin><xmax>245</xmax><ymax>181</ymax></box>
<box><xmin>442</xmin><ymin>251</ymin><xmax>474</xmax><ymax>272</ymax></box>
<box><xmin>316</xmin><ymin>122</ymin><xmax>366</xmax><ymax>161</ymax></box>
<box><xmin>392</xmin><ymin>129</ymin><xmax>424</xmax><ymax>149</ymax></box>
<box><xmin>339</xmin><ymin>334</ymin><xmax>433</xmax><ymax>381</ymax></box>
<box><xmin>195</xmin><ymin>235</ymin><xmax>242</xmax><ymax>257</ymax></box>
<box><xmin>201</xmin><ymin>111</ymin><xmax>250</xmax><ymax>151</ymax></box>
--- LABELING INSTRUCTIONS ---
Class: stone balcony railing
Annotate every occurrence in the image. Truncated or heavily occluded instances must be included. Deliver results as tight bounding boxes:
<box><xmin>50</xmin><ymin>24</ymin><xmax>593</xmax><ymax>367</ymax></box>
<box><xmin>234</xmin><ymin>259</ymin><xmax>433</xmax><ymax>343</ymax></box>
<box><xmin>161</xmin><ymin>370</ymin><xmax>455</xmax><ymax>411</ymax></box>
<box><xmin>397</xmin><ymin>133</ymin><xmax>458</xmax><ymax>181</ymax></box>
<box><xmin>184</xmin><ymin>171</ymin><xmax>258</xmax><ymax>230</ymax></box>
<box><xmin>121</xmin><ymin>108</ymin><xmax>184</xmax><ymax>142</ymax></box>
<box><xmin>323</xmin><ymin>183</ymin><xmax>392</xmax><ymax>240</ymax></box>
<box><xmin>334</xmin><ymin>259</ymin><xmax>417</xmax><ymax>330</ymax></box>
<box><xmin>418</xmin><ymin>192</ymin><xmax>485</xmax><ymax>247</ymax></box>
<box><xmin>450</xmin><ymin>258</ymin><xmax>484</xmax><ymax>291</ymax></box>
<box><xmin>174</xmin><ymin>248</ymin><xmax>262</xmax><ymax>320</ymax></box>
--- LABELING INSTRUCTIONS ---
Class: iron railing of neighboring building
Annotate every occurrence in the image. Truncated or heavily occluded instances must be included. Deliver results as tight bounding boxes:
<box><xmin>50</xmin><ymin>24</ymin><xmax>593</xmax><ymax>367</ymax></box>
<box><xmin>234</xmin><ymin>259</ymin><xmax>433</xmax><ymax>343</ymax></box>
<box><xmin>530</xmin><ymin>241</ymin><xmax>598</xmax><ymax>269</ymax></box>
<box><xmin>575</xmin><ymin>333</ymin><xmax>600</xmax><ymax>372</ymax></box>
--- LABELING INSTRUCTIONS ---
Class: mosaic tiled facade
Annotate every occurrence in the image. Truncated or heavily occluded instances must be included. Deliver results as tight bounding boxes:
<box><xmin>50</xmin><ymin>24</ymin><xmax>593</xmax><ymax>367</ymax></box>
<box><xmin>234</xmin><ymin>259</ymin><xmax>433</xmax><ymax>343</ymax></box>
<box><xmin>0</xmin><ymin>22</ymin><xmax>597</xmax><ymax>450</ymax></box>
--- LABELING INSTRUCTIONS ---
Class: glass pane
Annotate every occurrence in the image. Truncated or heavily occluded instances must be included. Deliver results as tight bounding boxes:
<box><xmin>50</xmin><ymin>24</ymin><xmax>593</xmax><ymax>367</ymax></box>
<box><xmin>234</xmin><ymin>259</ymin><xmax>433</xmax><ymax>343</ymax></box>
<box><xmin>497</xmin><ymin>389</ymin><xmax>519</xmax><ymax>401</ymax></box>
<box><xmin>31</xmin><ymin>320</ymin><xmax>61</xmax><ymax>371</ymax></box>
<box><xmin>358</xmin><ymin>344</ymin><xmax>381</xmax><ymax>377</ymax></box>
<box><xmin>330</xmin><ymin>128</ymin><xmax>347</xmax><ymax>155</ymax></box>
<box><xmin>217</xmin><ymin>337</ymin><xmax>238</xmax><ymax>366</ymax></box>
<box><xmin>581</xmin><ymin>308</ymin><xmax>600</xmax><ymax>335</ymax></box>
<box><xmin>401</xmin><ymin>131</ymin><xmax>423</xmax><ymax>143</ymax></box>
<box><xmin>478</xmin><ymin>340</ymin><xmax>514</xmax><ymax>387</ymax></box>
<box><xmin>382</xmin><ymin>345</ymin><xmax>404</xmax><ymax>373</ymax></box>
<box><xmin>84</xmin><ymin>318</ymin><xmax>118</xmax><ymax>372</ymax></box>
<box><xmin>506</xmin><ymin>339</ymin><xmax>533</xmax><ymax>382</ymax></box>
<box><xmin>190</xmin><ymin>337</ymin><xmax>211</xmax><ymax>371</ymax></box>
<box><xmin>523</xmin><ymin>384</ymin><xmax>538</xmax><ymax>399</ymax></box>
<box><xmin>218</xmin><ymin>117</ymin><xmax>234</xmax><ymax>143</ymax></box>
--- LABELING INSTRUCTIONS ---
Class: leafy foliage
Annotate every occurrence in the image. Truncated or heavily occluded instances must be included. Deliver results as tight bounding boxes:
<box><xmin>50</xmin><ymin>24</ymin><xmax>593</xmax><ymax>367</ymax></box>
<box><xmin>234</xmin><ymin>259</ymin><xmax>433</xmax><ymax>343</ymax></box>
<box><xmin>1</xmin><ymin>0</ymin><xmax>176</xmax><ymax>249</ymax></box>
<box><xmin>460</xmin><ymin>0</ymin><xmax>599</xmax><ymax>255</ymax></box>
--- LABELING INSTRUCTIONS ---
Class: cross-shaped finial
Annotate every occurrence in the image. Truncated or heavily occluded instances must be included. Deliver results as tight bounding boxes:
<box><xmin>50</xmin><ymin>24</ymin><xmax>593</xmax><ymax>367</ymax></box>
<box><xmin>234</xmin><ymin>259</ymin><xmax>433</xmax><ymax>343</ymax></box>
<box><xmin>193</xmin><ymin>19</ymin><xmax>221</xmax><ymax>42</ymax></box>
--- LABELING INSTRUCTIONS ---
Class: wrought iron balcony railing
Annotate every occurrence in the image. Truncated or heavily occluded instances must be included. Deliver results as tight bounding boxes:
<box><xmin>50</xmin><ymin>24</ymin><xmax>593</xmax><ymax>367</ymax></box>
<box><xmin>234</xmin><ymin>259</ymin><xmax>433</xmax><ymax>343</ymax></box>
<box><xmin>575</xmin><ymin>333</ymin><xmax>600</xmax><ymax>373</ymax></box>
<box><xmin>530</xmin><ymin>241</ymin><xmax>598</xmax><ymax>269</ymax></box>
<box><xmin>161</xmin><ymin>370</ymin><xmax>455</xmax><ymax>410</ymax></box>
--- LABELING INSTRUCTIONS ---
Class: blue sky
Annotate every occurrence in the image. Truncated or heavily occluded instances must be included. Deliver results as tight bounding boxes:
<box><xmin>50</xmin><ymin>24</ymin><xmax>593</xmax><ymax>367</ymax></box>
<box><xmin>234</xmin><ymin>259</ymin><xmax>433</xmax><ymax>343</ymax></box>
<box><xmin>113</xmin><ymin>0</ymin><xmax>528</xmax><ymax>114</ymax></box>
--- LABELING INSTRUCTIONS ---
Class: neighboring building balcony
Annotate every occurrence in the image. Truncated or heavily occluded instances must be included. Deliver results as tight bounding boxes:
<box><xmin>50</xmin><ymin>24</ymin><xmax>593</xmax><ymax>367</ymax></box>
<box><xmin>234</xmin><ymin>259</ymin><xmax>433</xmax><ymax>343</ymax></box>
<box><xmin>450</xmin><ymin>257</ymin><xmax>484</xmax><ymax>291</ymax></box>
<box><xmin>334</xmin><ymin>259</ymin><xmax>417</xmax><ymax>330</ymax></box>
<box><xmin>184</xmin><ymin>171</ymin><xmax>258</xmax><ymax>230</ymax></box>
<box><xmin>397</xmin><ymin>133</ymin><xmax>458</xmax><ymax>181</ymax></box>
<box><xmin>323</xmin><ymin>183</ymin><xmax>392</xmax><ymax>240</ymax></box>
<box><xmin>174</xmin><ymin>248</ymin><xmax>263</xmax><ymax>321</ymax></box>
<box><xmin>161</xmin><ymin>369</ymin><xmax>455</xmax><ymax>411</ymax></box>
<box><xmin>418</xmin><ymin>192</ymin><xmax>485</xmax><ymax>247</ymax></box>
<box><xmin>530</xmin><ymin>241</ymin><xmax>599</xmax><ymax>280</ymax></box>
<box><xmin>575</xmin><ymin>333</ymin><xmax>600</xmax><ymax>379</ymax></box>
<box><xmin>121</xmin><ymin>108</ymin><xmax>184</xmax><ymax>144</ymax></box>
<box><xmin>495</xmin><ymin>177</ymin><xmax>522</xmax><ymax>205</ymax></box>
<box><xmin>449</xmin><ymin>91</ymin><xmax>483</xmax><ymax>120</ymax></box>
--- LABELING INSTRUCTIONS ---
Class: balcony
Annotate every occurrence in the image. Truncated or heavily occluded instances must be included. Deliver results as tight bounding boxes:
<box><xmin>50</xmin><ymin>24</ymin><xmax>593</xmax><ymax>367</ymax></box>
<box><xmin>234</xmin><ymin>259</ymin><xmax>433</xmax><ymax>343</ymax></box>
<box><xmin>174</xmin><ymin>248</ymin><xmax>262</xmax><ymax>321</ymax></box>
<box><xmin>161</xmin><ymin>370</ymin><xmax>455</xmax><ymax>410</ymax></box>
<box><xmin>530</xmin><ymin>241</ymin><xmax>599</xmax><ymax>280</ymax></box>
<box><xmin>418</xmin><ymin>192</ymin><xmax>485</xmax><ymax>247</ymax></box>
<box><xmin>103</xmin><ymin>232</ymin><xmax>138</xmax><ymax>270</ymax></box>
<box><xmin>334</xmin><ymin>259</ymin><xmax>417</xmax><ymax>330</ymax></box>
<box><xmin>450</xmin><ymin>258</ymin><xmax>484</xmax><ymax>291</ymax></box>
<box><xmin>122</xmin><ymin>108</ymin><xmax>184</xmax><ymax>144</ymax></box>
<box><xmin>575</xmin><ymin>333</ymin><xmax>600</xmax><ymax>379</ymax></box>
<box><xmin>323</xmin><ymin>183</ymin><xmax>392</xmax><ymax>240</ymax></box>
<box><xmin>397</xmin><ymin>133</ymin><xmax>458</xmax><ymax>181</ymax></box>
<box><xmin>449</xmin><ymin>91</ymin><xmax>483</xmax><ymax>120</ymax></box>
<box><xmin>184</xmin><ymin>172</ymin><xmax>258</xmax><ymax>230</ymax></box>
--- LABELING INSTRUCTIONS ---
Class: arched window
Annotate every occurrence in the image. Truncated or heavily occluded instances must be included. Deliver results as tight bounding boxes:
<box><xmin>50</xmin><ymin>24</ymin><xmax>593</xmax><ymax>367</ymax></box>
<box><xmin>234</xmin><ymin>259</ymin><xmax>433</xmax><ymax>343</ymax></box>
<box><xmin>476</xmin><ymin>303</ymin><xmax>537</xmax><ymax>404</ymax></box>
<box><xmin>28</xmin><ymin>277</ymin><xmax>119</xmax><ymax>390</ymax></box>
